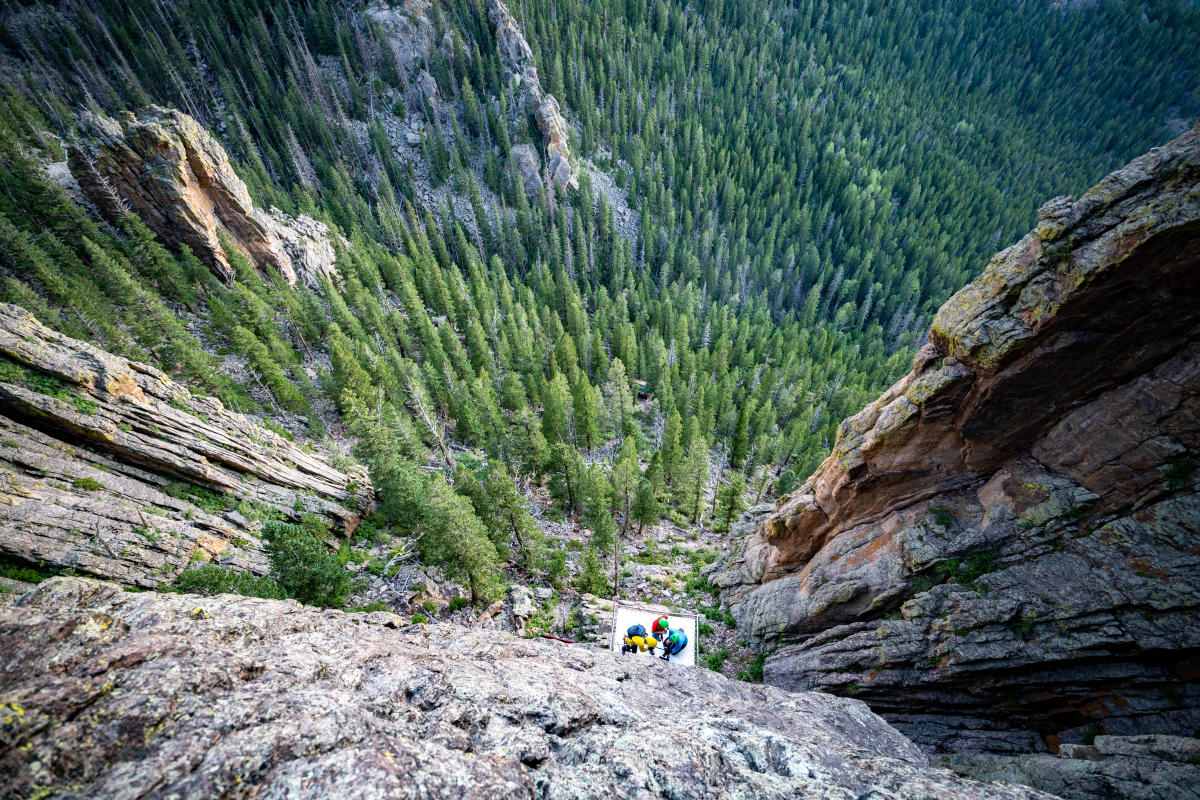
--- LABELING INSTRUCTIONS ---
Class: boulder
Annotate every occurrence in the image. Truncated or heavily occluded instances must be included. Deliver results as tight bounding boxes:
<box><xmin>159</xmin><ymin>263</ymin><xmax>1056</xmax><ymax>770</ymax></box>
<box><xmin>0</xmin><ymin>577</ymin><xmax>1057</xmax><ymax>800</ymax></box>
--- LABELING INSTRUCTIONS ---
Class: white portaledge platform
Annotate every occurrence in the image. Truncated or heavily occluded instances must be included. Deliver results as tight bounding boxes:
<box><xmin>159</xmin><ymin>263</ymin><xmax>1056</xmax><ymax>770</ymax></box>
<box><xmin>609</xmin><ymin>601</ymin><xmax>697</xmax><ymax>667</ymax></box>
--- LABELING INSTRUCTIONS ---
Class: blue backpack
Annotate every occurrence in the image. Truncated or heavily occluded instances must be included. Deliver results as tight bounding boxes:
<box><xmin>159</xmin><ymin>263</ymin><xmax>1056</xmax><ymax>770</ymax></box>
<box><xmin>626</xmin><ymin>624</ymin><xmax>647</xmax><ymax>639</ymax></box>
<box><xmin>665</xmin><ymin>628</ymin><xmax>688</xmax><ymax>654</ymax></box>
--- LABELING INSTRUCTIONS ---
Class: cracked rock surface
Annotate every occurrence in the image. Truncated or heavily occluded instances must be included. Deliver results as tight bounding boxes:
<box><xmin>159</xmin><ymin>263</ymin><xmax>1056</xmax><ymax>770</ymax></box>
<box><xmin>0</xmin><ymin>303</ymin><xmax>370</xmax><ymax>587</ymax></box>
<box><xmin>69</xmin><ymin>106</ymin><xmax>339</xmax><ymax>288</ymax></box>
<box><xmin>0</xmin><ymin>577</ymin><xmax>1055</xmax><ymax>800</ymax></box>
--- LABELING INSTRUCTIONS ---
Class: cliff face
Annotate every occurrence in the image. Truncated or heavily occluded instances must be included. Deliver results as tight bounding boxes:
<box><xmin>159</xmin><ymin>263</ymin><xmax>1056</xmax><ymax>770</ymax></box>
<box><xmin>0</xmin><ymin>576</ymin><xmax>1054</xmax><ymax>800</ymax></box>
<box><xmin>69</xmin><ymin>106</ymin><xmax>339</xmax><ymax>288</ymax></box>
<box><xmin>488</xmin><ymin>0</ymin><xmax>578</xmax><ymax>193</ymax></box>
<box><xmin>714</xmin><ymin>123</ymin><xmax>1200</xmax><ymax>769</ymax></box>
<box><xmin>0</xmin><ymin>303</ymin><xmax>370</xmax><ymax>587</ymax></box>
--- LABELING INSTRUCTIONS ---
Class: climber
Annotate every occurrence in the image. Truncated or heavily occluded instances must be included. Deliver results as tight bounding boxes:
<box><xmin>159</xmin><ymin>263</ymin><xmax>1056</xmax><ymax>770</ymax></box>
<box><xmin>621</xmin><ymin>623</ymin><xmax>658</xmax><ymax>654</ymax></box>
<box><xmin>659</xmin><ymin>627</ymin><xmax>688</xmax><ymax>662</ymax></box>
<box><xmin>650</xmin><ymin>614</ymin><xmax>669</xmax><ymax>639</ymax></box>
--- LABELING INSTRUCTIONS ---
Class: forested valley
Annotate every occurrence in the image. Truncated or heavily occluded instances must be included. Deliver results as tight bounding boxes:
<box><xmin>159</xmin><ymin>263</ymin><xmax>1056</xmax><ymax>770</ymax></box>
<box><xmin>0</xmin><ymin>0</ymin><xmax>1195</xmax><ymax>635</ymax></box>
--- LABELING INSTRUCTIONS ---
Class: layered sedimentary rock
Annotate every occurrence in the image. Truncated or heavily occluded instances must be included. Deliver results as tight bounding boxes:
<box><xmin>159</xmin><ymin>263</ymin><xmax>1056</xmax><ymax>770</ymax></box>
<box><xmin>488</xmin><ymin>0</ymin><xmax>578</xmax><ymax>192</ymax></box>
<box><xmin>68</xmin><ymin>106</ymin><xmax>339</xmax><ymax>288</ymax></box>
<box><xmin>713</xmin><ymin>123</ymin><xmax>1200</xmax><ymax>793</ymax></box>
<box><xmin>0</xmin><ymin>303</ymin><xmax>371</xmax><ymax>587</ymax></box>
<box><xmin>0</xmin><ymin>576</ymin><xmax>1054</xmax><ymax>800</ymax></box>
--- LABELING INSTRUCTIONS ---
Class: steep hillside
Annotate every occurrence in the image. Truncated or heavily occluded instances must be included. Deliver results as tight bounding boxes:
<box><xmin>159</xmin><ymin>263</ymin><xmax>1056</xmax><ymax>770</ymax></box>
<box><xmin>714</xmin><ymin>123</ymin><xmax>1200</xmax><ymax>798</ymax></box>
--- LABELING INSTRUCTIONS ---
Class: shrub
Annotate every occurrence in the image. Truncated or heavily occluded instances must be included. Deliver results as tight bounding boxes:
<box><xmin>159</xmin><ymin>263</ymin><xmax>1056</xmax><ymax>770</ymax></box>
<box><xmin>71</xmin><ymin>394</ymin><xmax>99</xmax><ymax>414</ymax></box>
<box><xmin>421</xmin><ymin>599</ymin><xmax>437</xmax><ymax>614</ymax></box>
<box><xmin>72</xmin><ymin>477</ymin><xmax>104</xmax><ymax>491</ymax></box>
<box><xmin>347</xmin><ymin>601</ymin><xmax>391</xmax><ymax>613</ymax></box>
<box><xmin>0</xmin><ymin>554</ymin><xmax>57</xmax><ymax>584</ymax></box>
<box><xmin>410</xmin><ymin>613</ymin><xmax>428</xmax><ymax>624</ymax></box>
<box><xmin>738</xmin><ymin>652</ymin><xmax>767</xmax><ymax>683</ymax></box>
<box><xmin>1165</xmin><ymin>456</ymin><xmax>1197</xmax><ymax>490</ymax></box>
<box><xmin>174</xmin><ymin>564</ymin><xmax>287</xmax><ymax>600</ymax></box>
<box><xmin>448</xmin><ymin>596</ymin><xmax>469</xmax><ymax>612</ymax></box>
<box><xmin>262</xmin><ymin>520</ymin><xmax>351</xmax><ymax>608</ymax></box>
<box><xmin>705</xmin><ymin>647</ymin><xmax>729</xmax><ymax>671</ymax></box>
<box><xmin>930</xmin><ymin>506</ymin><xmax>956</xmax><ymax>528</ymax></box>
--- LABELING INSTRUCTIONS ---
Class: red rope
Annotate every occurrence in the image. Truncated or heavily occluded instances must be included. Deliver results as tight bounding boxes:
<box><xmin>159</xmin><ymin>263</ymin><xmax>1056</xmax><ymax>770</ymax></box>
<box><xmin>540</xmin><ymin>634</ymin><xmax>577</xmax><ymax>644</ymax></box>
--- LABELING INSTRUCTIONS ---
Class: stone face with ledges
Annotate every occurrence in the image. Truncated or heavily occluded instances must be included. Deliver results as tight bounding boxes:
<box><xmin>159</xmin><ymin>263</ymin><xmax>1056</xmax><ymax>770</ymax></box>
<box><xmin>713</xmin><ymin>123</ymin><xmax>1200</xmax><ymax>797</ymax></box>
<box><xmin>0</xmin><ymin>302</ymin><xmax>371</xmax><ymax>586</ymax></box>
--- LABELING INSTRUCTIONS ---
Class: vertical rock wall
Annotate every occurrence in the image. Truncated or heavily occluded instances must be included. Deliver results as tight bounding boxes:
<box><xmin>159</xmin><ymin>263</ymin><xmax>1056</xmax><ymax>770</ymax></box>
<box><xmin>713</xmin><ymin>124</ymin><xmax>1200</xmax><ymax>781</ymax></box>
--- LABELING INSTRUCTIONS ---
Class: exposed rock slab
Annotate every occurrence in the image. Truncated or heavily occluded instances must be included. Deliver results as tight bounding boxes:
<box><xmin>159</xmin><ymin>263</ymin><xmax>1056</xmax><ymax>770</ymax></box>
<box><xmin>488</xmin><ymin>0</ymin><xmax>578</xmax><ymax>192</ymax></box>
<box><xmin>364</xmin><ymin>0</ymin><xmax>435</xmax><ymax>70</ymax></box>
<box><xmin>68</xmin><ymin>106</ymin><xmax>339</xmax><ymax>287</ymax></box>
<box><xmin>715</xmin><ymin>123</ymin><xmax>1200</xmax><ymax>771</ymax></box>
<box><xmin>0</xmin><ymin>577</ymin><xmax>1057</xmax><ymax>800</ymax></box>
<box><xmin>0</xmin><ymin>303</ymin><xmax>371</xmax><ymax>587</ymax></box>
<box><xmin>944</xmin><ymin>734</ymin><xmax>1200</xmax><ymax>800</ymax></box>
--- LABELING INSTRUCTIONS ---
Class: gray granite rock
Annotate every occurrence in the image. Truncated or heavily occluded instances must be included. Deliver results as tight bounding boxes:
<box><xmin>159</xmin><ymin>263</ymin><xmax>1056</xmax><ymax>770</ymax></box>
<box><xmin>0</xmin><ymin>577</ymin><xmax>1057</xmax><ymax>800</ymax></box>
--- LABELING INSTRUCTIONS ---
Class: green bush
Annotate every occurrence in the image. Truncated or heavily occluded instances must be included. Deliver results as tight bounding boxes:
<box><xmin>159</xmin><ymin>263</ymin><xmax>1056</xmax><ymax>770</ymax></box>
<box><xmin>72</xmin><ymin>476</ymin><xmax>104</xmax><ymax>491</ymax></box>
<box><xmin>421</xmin><ymin>599</ymin><xmax>437</xmax><ymax>614</ymax></box>
<box><xmin>410</xmin><ymin>613</ymin><xmax>428</xmax><ymax>624</ymax></box>
<box><xmin>0</xmin><ymin>554</ymin><xmax>58</xmax><ymax>584</ymax></box>
<box><xmin>173</xmin><ymin>564</ymin><xmax>286</xmax><ymax>600</ymax></box>
<box><xmin>347</xmin><ymin>601</ymin><xmax>391</xmax><ymax>613</ymax></box>
<box><xmin>448</xmin><ymin>596</ymin><xmax>469</xmax><ymax>612</ymax></box>
<box><xmin>262</xmin><ymin>520</ymin><xmax>351</xmax><ymax>608</ymax></box>
<box><xmin>930</xmin><ymin>506</ymin><xmax>956</xmax><ymax>528</ymax></box>
<box><xmin>738</xmin><ymin>652</ymin><xmax>767</xmax><ymax>683</ymax></box>
<box><xmin>705</xmin><ymin>646</ymin><xmax>730</xmax><ymax>671</ymax></box>
<box><xmin>1165</xmin><ymin>456</ymin><xmax>1197</xmax><ymax>490</ymax></box>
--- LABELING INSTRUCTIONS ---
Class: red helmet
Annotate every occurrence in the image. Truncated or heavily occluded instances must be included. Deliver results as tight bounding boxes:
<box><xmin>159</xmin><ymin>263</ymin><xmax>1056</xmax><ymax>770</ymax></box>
<box><xmin>651</xmin><ymin>615</ymin><xmax>669</xmax><ymax>635</ymax></box>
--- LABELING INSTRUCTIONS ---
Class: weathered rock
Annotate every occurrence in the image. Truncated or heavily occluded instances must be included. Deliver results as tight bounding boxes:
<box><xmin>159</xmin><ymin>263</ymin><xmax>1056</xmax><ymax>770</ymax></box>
<box><xmin>365</xmin><ymin>0</ymin><xmax>435</xmax><ymax>70</ymax></box>
<box><xmin>0</xmin><ymin>303</ymin><xmax>371</xmax><ymax>587</ymax></box>
<box><xmin>716</xmin><ymin>122</ymin><xmax>1200</xmax><ymax>776</ymax></box>
<box><xmin>570</xmin><ymin>592</ymin><xmax>616</xmax><ymax>644</ymax></box>
<box><xmin>944</xmin><ymin>742</ymin><xmax>1200</xmax><ymax>800</ymax></box>
<box><xmin>506</xmin><ymin>584</ymin><xmax>535</xmax><ymax>634</ymax></box>
<box><xmin>0</xmin><ymin>577</ymin><xmax>1056</xmax><ymax>800</ymax></box>
<box><xmin>68</xmin><ymin>106</ymin><xmax>339</xmax><ymax>287</ymax></box>
<box><xmin>510</xmin><ymin>142</ymin><xmax>544</xmax><ymax>194</ymax></box>
<box><xmin>487</xmin><ymin>0</ymin><xmax>578</xmax><ymax>192</ymax></box>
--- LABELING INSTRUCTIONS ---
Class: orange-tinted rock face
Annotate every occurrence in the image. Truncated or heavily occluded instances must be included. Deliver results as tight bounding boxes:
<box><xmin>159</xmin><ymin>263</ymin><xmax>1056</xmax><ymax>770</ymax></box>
<box><xmin>69</xmin><ymin>106</ymin><xmax>339</xmax><ymax>288</ymax></box>
<box><xmin>713</xmin><ymin>123</ymin><xmax>1200</xmax><ymax>763</ymax></box>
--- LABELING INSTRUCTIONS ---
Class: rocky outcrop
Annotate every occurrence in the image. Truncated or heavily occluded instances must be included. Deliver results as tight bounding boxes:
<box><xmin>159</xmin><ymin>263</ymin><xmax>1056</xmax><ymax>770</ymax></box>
<box><xmin>0</xmin><ymin>576</ymin><xmax>1055</xmax><ymax>800</ymax></box>
<box><xmin>364</xmin><ymin>0</ymin><xmax>435</xmax><ymax>70</ymax></box>
<box><xmin>0</xmin><ymin>303</ymin><xmax>371</xmax><ymax>587</ymax></box>
<box><xmin>68</xmin><ymin>106</ymin><xmax>339</xmax><ymax>288</ymax></box>
<box><xmin>713</xmin><ymin>123</ymin><xmax>1200</xmax><ymax>792</ymax></box>
<box><xmin>488</xmin><ymin>0</ymin><xmax>578</xmax><ymax>193</ymax></box>
<box><xmin>947</xmin><ymin>735</ymin><xmax>1200</xmax><ymax>800</ymax></box>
